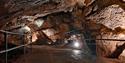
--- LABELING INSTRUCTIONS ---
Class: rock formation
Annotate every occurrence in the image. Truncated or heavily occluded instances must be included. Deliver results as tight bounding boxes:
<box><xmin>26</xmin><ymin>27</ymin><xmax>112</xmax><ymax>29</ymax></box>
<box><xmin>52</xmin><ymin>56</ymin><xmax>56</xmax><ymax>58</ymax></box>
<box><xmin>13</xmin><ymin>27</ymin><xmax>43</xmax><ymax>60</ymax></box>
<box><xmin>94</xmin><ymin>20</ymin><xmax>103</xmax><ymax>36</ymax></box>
<box><xmin>87</xmin><ymin>4</ymin><xmax>125</xmax><ymax>61</ymax></box>
<box><xmin>0</xmin><ymin>0</ymin><xmax>125</xmax><ymax>63</ymax></box>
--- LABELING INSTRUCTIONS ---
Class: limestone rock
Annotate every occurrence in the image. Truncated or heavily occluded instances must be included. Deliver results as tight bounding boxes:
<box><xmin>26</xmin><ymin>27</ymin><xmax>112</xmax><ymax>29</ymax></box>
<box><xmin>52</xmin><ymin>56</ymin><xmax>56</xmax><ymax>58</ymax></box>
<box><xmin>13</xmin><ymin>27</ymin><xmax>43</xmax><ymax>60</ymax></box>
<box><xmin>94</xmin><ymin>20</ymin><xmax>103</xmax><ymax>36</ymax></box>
<box><xmin>96</xmin><ymin>33</ymin><xmax>125</xmax><ymax>57</ymax></box>
<box><xmin>87</xmin><ymin>4</ymin><xmax>125</xmax><ymax>30</ymax></box>
<box><xmin>87</xmin><ymin>4</ymin><xmax>125</xmax><ymax>59</ymax></box>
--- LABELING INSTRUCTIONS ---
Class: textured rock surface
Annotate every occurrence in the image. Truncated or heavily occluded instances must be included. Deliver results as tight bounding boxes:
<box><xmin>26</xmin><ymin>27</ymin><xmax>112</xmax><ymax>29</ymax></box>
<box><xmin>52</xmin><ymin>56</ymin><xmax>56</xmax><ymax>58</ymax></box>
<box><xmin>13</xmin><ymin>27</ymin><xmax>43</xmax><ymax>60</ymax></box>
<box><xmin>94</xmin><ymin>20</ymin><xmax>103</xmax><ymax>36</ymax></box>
<box><xmin>96</xmin><ymin>33</ymin><xmax>125</xmax><ymax>57</ymax></box>
<box><xmin>88</xmin><ymin>4</ymin><xmax>125</xmax><ymax>30</ymax></box>
<box><xmin>1</xmin><ymin>0</ymin><xmax>125</xmax><ymax>62</ymax></box>
<box><xmin>87</xmin><ymin>4</ymin><xmax>125</xmax><ymax>60</ymax></box>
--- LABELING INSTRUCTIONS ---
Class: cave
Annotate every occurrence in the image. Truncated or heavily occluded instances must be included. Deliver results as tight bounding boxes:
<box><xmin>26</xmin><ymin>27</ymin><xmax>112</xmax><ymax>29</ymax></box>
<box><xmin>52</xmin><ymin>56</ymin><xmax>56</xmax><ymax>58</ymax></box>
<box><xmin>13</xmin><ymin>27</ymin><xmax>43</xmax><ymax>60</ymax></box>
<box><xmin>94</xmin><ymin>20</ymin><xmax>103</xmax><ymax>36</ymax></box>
<box><xmin>0</xmin><ymin>0</ymin><xmax>125</xmax><ymax>63</ymax></box>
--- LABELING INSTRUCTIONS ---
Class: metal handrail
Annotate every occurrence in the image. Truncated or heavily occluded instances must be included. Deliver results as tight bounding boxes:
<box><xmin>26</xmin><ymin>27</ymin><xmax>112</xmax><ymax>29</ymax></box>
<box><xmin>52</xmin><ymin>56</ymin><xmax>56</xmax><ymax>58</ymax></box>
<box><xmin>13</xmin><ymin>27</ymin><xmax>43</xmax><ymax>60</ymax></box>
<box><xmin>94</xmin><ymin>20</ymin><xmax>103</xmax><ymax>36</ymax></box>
<box><xmin>0</xmin><ymin>29</ymin><xmax>125</xmax><ymax>55</ymax></box>
<box><xmin>0</xmin><ymin>29</ymin><xmax>32</xmax><ymax>63</ymax></box>
<box><xmin>0</xmin><ymin>30</ymin><xmax>25</xmax><ymax>35</ymax></box>
<box><xmin>85</xmin><ymin>39</ymin><xmax>125</xmax><ymax>41</ymax></box>
<box><xmin>0</xmin><ymin>42</ymin><xmax>31</xmax><ymax>54</ymax></box>
<box><xmin>0</xmin><ymin>30</ymin><xmax>32</xmax><ymax>54</ymax></box>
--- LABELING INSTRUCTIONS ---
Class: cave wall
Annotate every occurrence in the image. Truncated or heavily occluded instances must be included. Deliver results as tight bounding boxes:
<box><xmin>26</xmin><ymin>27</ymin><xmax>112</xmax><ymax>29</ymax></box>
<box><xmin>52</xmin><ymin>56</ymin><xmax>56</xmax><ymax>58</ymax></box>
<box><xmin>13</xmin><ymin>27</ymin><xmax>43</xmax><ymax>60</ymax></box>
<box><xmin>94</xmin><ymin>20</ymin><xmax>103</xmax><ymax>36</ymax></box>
<box><xmin>0</xmin><ymin>0</ymin><xmax>125</xmax><ymax>62</ymax></box>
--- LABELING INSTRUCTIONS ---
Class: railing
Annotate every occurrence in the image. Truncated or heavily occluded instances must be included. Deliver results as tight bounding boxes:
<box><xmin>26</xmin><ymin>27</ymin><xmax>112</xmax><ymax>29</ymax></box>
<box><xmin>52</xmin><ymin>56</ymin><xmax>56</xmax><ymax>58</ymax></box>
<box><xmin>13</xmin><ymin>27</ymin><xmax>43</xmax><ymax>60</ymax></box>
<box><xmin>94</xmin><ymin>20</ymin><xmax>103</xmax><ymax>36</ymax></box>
<box><xmin>0</xmin><ymin>30</ymin><xmax>32</xmax><ymax>63</ymax></box>
<box><xmin>65</xmin><ymin>29</ymin><xmax>125</xmax><ymax>41</ymax></box>
<box><xmin>0</xmin><ymin>28</ymin><xmax>125</xmax><ymax>63</ymax></box>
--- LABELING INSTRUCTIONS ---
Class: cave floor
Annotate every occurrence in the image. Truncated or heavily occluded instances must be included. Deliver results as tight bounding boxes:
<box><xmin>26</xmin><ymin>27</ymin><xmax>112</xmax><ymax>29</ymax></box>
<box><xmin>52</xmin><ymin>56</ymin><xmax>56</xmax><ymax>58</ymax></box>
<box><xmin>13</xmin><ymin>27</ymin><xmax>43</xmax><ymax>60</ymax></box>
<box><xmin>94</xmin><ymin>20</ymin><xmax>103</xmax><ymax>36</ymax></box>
<box><xmin>14</xmin><ymin>45</ymin><xmax>94</xmax><ymax>63</ymax></box>
<box><xmin>13</xmin><ymin>45</ymin><xmax>121</xmax><ymax>63</ymax></box>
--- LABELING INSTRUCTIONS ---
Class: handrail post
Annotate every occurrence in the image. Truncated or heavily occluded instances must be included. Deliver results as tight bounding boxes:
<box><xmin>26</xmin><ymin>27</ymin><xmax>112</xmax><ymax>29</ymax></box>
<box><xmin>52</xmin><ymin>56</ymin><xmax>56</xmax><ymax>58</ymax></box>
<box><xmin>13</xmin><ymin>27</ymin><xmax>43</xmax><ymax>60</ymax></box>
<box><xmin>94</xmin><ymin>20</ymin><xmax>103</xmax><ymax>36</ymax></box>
<box><xmin>30</xmin><ymin>33</ymin><xmax>32</xmax><ymax>52</ymax></box>
<box><xmin>23</xmin><ymin>35</ymin><xmax>26</xmax><ymax>55</ymax></box>
<box><xmin>21</xmin><ymin>34</ymin><xmax>26</xmax><ymax>62</ymax></box>
<box><xmin>4</xmin><ymin>33</ymin><xmax>8</xmax><ymax>63</ymax></box>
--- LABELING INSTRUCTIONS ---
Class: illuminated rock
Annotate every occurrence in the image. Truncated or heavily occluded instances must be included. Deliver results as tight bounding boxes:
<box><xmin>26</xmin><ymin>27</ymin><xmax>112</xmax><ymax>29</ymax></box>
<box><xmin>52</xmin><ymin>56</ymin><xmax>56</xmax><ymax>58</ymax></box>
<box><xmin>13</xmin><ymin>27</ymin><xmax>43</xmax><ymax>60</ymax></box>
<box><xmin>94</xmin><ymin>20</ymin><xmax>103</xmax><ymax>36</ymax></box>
<box><xmin>88</xmin><ymin>4</ymin><xmax>125</xmax><ymax>30</ymax></box>
<box><xmin>87</xmin><ymin>4</ymin><xmax>125</xmax><ymax>59</ymax></box>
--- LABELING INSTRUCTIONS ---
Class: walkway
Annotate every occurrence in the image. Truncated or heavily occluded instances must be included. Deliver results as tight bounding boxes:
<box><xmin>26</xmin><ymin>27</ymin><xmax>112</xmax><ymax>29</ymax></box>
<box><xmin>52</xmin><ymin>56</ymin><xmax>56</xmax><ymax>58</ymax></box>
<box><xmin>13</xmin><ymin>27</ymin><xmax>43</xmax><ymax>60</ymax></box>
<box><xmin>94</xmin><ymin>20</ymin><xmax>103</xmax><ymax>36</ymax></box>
<box><xmin>14</xmin><ymin>45</ymin><xmax>95</xmax><ymax>63</ymax></box>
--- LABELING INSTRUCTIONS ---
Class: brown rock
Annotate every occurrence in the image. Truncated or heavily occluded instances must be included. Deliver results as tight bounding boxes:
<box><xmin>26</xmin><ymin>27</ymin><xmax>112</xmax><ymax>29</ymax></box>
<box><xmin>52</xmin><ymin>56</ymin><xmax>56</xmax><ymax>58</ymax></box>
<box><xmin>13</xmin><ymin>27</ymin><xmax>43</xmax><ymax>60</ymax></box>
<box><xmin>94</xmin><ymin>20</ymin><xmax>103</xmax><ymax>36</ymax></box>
<box><xmin>87</xmin><ymin>4</ymin><xmax>125</xmax><ymax>59</ymax></box>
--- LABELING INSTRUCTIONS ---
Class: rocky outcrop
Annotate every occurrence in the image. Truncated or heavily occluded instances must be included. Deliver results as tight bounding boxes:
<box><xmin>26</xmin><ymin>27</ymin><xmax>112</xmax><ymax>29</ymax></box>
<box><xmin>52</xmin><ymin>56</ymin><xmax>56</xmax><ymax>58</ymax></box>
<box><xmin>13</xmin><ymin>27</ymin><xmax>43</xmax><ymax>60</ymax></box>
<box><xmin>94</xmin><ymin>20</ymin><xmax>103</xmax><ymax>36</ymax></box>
<box><xmin>0</xmin><ymin>0</ymin><xmax>97</xmax><ymax>45</ymax></box>
<box><xmin>87</xmin><ymin>4</ymin><xmax>125</xmax><ymax>61</ymax></box>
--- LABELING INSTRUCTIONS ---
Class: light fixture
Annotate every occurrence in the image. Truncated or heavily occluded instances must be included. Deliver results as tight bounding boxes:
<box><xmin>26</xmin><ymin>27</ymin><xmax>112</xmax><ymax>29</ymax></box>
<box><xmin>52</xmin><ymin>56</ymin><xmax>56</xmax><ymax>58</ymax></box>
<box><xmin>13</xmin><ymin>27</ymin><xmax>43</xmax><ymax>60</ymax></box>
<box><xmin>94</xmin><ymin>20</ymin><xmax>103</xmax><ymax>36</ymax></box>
<box><xmin>73</xmin><ymin>41</ymin><xmax>80</xmax><ymax>48</ymax></box>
